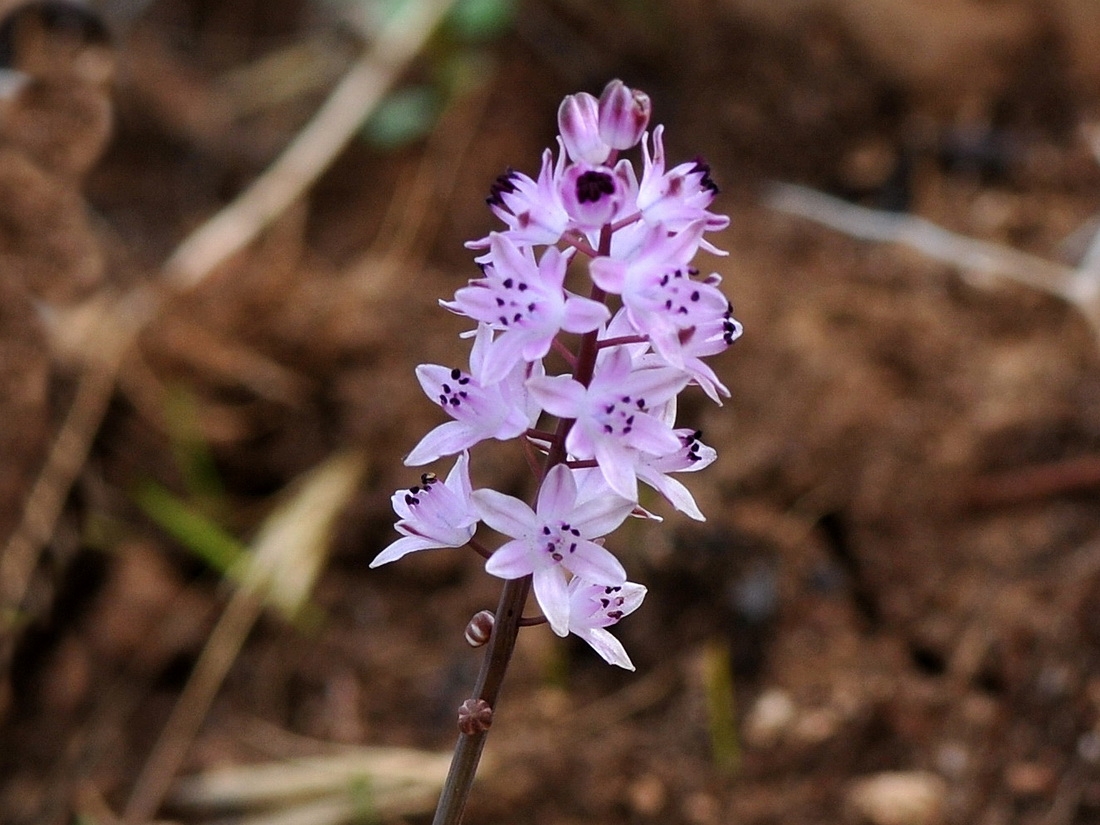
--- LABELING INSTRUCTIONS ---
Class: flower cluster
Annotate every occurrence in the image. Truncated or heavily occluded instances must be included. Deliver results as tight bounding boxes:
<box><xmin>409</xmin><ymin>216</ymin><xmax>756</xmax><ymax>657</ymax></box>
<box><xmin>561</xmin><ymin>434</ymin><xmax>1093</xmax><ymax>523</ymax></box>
<box><xmin>371</xmin><ymin>80</ymin><xmax>741</xmax><ymax>670</ymax></box>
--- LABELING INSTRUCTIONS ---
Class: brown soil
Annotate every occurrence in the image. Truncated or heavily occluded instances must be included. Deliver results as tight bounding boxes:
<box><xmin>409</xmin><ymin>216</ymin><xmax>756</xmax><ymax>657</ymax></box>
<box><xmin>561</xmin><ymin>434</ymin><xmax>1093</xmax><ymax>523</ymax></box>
<box><xmin>5</xmin><ymin>1</ymin><xmax>1100</xmax><ymax>824</ymax></box>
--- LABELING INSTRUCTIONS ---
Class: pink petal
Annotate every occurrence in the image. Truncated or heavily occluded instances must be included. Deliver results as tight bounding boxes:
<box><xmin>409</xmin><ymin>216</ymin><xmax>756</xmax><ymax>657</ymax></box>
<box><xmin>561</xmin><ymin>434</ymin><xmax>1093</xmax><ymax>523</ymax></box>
<box><xmin>571</xmin><ymin>494</ymin><xmax>634</xmax><ymax>538</ymax></box>
<box><xmin>404</xmin><ymin>420</ymin><xmax>476</xmax><ymax>466</ymax></box>
<box><xmin>533</xmin><ymin>566</ymin><xmax>571</xmax><ymax>636</ymax></box>
<box><xmin>561</xmin><ymin>296</ymin><xmax>611</xmax><ymax>333</ymax></box>
<box><xmin>623</xmin><ymin>413</ymin><xmax>683</xmax><ymax>457</ymax></box>
<box><xmin>484</xmin><ymin>539</ymin><xmax>535</xmax><ymax>579</ymax></box>
<box><xmin>472</xmin><ymin>489</ymin><xmax>536</xmax><ymax>538</ymax></box>
<box><xmin>369</xmin><ymin>535</ymin><xmax>437</xmax><ymax>568</ymax></box>
<box><xmin>535</xmin><ymin>464</ymin><xmax>577</xmax><ymax>520</ymax></box>
<box><xmin>589</xmin><ymin>257</ymin><xmax>627</xmax><ymax>293</ymax></box>
<box><xmin>593</xmin><ymin>439</ymin><xmax>639</xmax><ymax>501</ymax></box>
<box><xmin>526</xmin><ymin>374</ymin><xmax>586</xmax><ymax>418</ymax></box>
<box><xmin>575</xmin><ymin>627</ymin><xmax>634</xmax><ymax>670</ymax></box>
<box><xmin>567</xmin><ymin>541</ymin><xmax>626</xmax><ymax>586</ymax></box>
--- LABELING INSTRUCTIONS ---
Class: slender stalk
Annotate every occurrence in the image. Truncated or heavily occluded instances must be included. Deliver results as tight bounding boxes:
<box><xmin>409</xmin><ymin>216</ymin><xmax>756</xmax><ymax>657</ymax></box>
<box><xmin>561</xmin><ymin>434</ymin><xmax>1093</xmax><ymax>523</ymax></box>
<box><xmin>431</xmin><ymin>575</ymin><xmax>530</xmax><ymax>825</ymax></box>
<box><xmin>430</xmin><ymin>224</ymin><xmax>614</xmax><ymax>825</ymax></box>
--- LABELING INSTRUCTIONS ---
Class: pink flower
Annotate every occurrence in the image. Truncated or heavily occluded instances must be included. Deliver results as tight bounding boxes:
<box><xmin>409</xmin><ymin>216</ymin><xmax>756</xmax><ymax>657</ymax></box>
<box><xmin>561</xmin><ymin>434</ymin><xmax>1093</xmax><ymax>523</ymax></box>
<box><xmin>566</xmin><ymin>578</ymin><xmax>647</xmax><ymax>670</ymax></box>
<box><xmin>557</xmin><ymin>91</ymin><xmax>610</xmax><ymax>165</ymax></box>
<box><xmin>637</xmin><ymin>125</ymin><xmax>729</xmax><ymax>241</ymax></box>
<box><xmin>443</xmin><ymin>234</ymin><xmax>609</xmax><ymax>384</ymax></box>
<box><xmin>558</xmin><ymin>159</ymin><xmax>635</xmax><ymax>231</ymax></box>
<box><xmin>635</xmin><ymin>427</ymin><xmax>716</xmax><ymax>521</ymax></box>
<box><xmin>474</xmin><ymin>464</ymin><xmax>633</xmax><ymax>634</ymax></box>
<box><xmin>635</xmin><ymin>305</ymin><xmax>742</xmax><ymax>403</ymax></box>
<box><xmin>404</xmin><ymin>326</ymin><xmax>538</xmax><ymax>466</ymax></box>
<box><xmin>558</xmin><ymin>80</ymin><xmax>652</xmax><ymax>165</ymax></box>
<box><xmin>370</xmin><ymin>453</ymin><xmax>478</xmax><ymax>567</ymax></box>
<box><xmin>527</xmin><ymin>347</ymin><xmax>688</xmax><ymax>501</ymax></box>
<box><xmin>475</xmin><ymin>148</ymin><xmax>569</xmax><ymax>246</ymax></box>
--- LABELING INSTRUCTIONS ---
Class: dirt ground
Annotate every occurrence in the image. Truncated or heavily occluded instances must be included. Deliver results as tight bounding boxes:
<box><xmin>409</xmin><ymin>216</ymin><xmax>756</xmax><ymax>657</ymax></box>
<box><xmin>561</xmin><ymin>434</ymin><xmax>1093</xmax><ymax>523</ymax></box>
<box><xmin>6</xmin><ymin>0</ymin><xmax>1100</xmax><ymax>823</ymax></box>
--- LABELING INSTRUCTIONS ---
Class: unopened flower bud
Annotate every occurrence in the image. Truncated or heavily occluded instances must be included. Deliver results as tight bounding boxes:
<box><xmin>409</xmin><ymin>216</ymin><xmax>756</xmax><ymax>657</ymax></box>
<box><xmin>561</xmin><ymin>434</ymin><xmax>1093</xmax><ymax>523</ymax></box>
<box><xmin>457</xmin><ymin>698</ymin><xmax>493</xmax><ymax>735</ymax></box>
<box><xmin>598</xmin><ymin>79</ymin><xmax>650</xmax><ymax>150</ymax></box>
<box><xmin>557</xmin><ymin>92</ymin><xmax>611</xmax><ymax>165</ymax></box>
<box><xmin>464</xmin><ymin>609</ymin><xmax>495</xmax><ymax>647</ymax></box>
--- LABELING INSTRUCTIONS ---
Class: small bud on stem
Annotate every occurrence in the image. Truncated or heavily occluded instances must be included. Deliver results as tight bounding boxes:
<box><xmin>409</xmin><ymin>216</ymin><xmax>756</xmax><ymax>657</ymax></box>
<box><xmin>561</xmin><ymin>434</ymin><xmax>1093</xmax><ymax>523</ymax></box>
<box><xmin>457</xmin><ymin>698</ymin><xmax>493</xmax><ymax>736</ymax></box>
<box><xmin>464</xmin><ymin>610</ymin><xmax>495</xmax><ymax>647</ymax></box>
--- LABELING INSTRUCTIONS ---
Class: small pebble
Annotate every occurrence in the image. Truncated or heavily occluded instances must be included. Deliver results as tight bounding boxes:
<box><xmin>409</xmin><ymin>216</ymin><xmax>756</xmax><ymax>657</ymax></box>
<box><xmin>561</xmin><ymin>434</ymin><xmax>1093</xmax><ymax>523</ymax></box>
<box><xmin>682</xmin><ymin>791</ymin><xmax>720</xmax><ymax>825</ymax></box>
<box><xmin>1005</xmin><ymin>762</ymin><xmax>1056</xmax><ymax>797</ymax></box>
<box><xmin>627</xmin><ymin>773</ymin><xmax>666</xmax><ymax>816</ymax></box>
<box><xmin>744</xmin><ymin>688</ymin><xmax>796</xmax><ymax>747</ymax></box>
<box><xmin>845</xmin><ymin>771</ymin><xmax>947</xmax><ymax>825</ymax></box>
<box><xmin>794</xmin><ymin>707</ymin><xmax>841</xmax><ymax>744</ymax></box>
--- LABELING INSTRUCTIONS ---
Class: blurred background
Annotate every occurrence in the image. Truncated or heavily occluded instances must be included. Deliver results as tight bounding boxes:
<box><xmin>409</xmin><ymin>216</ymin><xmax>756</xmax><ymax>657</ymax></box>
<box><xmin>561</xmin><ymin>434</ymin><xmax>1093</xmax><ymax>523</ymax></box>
<box><xmin>5</xmin><ymin>0</ymin><xmax>1100</xmax><ymax>823</ymax></box>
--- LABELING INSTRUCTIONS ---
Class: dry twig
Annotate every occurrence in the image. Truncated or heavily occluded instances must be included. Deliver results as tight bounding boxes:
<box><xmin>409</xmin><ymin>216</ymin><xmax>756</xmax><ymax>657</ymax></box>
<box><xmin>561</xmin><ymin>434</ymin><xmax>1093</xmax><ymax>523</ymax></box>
<box><xmin>766</xmin><ymin>181</ymin><xmax>1100</xmax><ymax>331</ymax></box>
<box><xmin>767</xmin><ymin>180</ymin><xmax>1100</xmax><ymax>506</ymax></box>
<box><xmin>163</xmin><ymin>0</ymin><xmax>457</xmax><ymax>289</ymax></box>
<box><xmin>122</xmin><ymin>451</ymin><xmax>367</xmax><ymax>823</ymax></box>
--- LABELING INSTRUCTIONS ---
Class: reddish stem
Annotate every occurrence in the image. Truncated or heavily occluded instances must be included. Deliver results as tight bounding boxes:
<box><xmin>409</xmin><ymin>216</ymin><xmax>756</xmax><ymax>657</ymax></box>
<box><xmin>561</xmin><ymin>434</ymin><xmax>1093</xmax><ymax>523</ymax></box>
<box><xmin>467</xmin><ymin>537</ymin><xmax>493</xmax><ymax>560</ymax></box>
<box><xmin>597</xmin><ymin>334</ymin><xmax>648</xmax><ymax>349</ymax></box>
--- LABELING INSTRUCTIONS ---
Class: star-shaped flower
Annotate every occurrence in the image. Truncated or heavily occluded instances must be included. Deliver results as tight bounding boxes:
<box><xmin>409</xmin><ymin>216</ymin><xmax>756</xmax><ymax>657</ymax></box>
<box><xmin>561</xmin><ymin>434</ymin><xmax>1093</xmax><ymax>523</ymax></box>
<box><xmin>474</xmin><ymin>464</ymin><xmax>633</xmax><ymax>635</ymax></box>
<box><xmin>472</xmin><ymin>147</ymin><xmax>570</xmax><ymax>247</ymax></box>
<box><xmin>404</xmin><ymin>325</ymin><xmax>538</xmax><ymax>466</ymax></box>
<box><xmin>443</xmin><ymin>234</ymin><xmax>609</xmax><ymax>384</ymax></box>
<box><xmin>636</xmin><ymin>427</ymin><xmax>717</xmax><ymax>521</ymax></box>
<box><xmin>636</xmin><ymin>125</ymin><xmax>729</xmax><ymax>240</ymax></box>
<box><xmin>527</xmin><ymin>347</ymin><xmax>688</xmax><ymax>501</ymax></box>
<box><xmin>566</xmin><ymin>578</ymin><xmax>647</xmax><ymax>670</ymax></box>
<box><xmin>370</xmin><ymin>452</ymin><xmax>478</xmax><ymax>567</ymax></box>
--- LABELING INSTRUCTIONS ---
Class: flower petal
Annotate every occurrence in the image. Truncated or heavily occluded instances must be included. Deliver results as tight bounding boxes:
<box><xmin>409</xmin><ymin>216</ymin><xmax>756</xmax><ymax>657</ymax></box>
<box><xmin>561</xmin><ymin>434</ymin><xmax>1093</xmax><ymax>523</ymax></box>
<box><xmin>484</xmin><ymin>539</ymin><xmax>535</xmax><ymax>579</ymax></box>
<box><xmin>571</xmin><ymin>493</ymin><xmax>634</xmax><ymax>538</ymax></box>
<box><xmin>566</xmin><ymin>540</ymin><xmax>626</xmax><ymax>586</ymax></box>
<box><xmin>404</xmin><ymin>420</ymin><xmax>476</xmax><ymax>466</ymax></box>
<box><xmin>593</xmin><ymin>439</ymin><xmax>639</xmax><ymax>501</ymax></box>
<box><xmin>526</xmin><ymin>374</ymin><xmax>586</xmax><ymax>418</ymax></box>
<box><xmin>535</xmin><ymin>464</ymin><xmax>578</xmax><ymax>520</ymax></box>
<box><xmin>575</xmin><ymin>626</ymin><xmax>634</xmax><ymax>670</ymax></box>
<box><xmin>369</xmin><ymin>535</ymin><xmax>439</xmax><ymax>568</ymax></box>
<box><xmin>561</xmin><ymin>295</ymin><xmax>611</xmax><ymax>334</ymax></box>
<box><xmin>472</xmin><ymin>489</ymin><xmax>536</xmax><ymax>538</ymax></box>
<box><xmin>533</xmin><ymin>565</ymin><xmax>571</xmax><ymax>636</ymax></box>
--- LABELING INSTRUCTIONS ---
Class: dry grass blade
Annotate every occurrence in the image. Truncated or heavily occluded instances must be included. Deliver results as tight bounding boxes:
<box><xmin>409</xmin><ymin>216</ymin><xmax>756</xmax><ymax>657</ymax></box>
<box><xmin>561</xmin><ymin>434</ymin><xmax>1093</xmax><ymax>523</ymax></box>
<box><xmin>1</xmin><ymin>0</ymin><xmax>454</xmax><ymax>657</ymax></box>
<box><xmin>123</xmin><ymin>451</ymin><xmax>368</xmax><ymax>824</ymax></box>
<box><xmin>766</xmin><ymin>181</ymin><xmax>1100</xmax><ymax>332</ymax></box>
<box><xmin>238</xmin><ymin>450</ymin><xmax>368</xmax><ymax>619</ymax></box>
<box><xmin>171</xmin><ymin>747</ymin><xmax>453</xmax><ymax>809</ymax></box>
<box><xmin>163</xmin><ymin>0</ymin><xmax>459</xmax><ymax>289</ymax></box>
